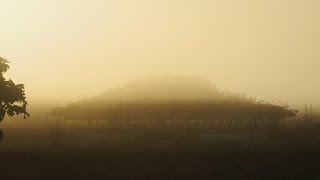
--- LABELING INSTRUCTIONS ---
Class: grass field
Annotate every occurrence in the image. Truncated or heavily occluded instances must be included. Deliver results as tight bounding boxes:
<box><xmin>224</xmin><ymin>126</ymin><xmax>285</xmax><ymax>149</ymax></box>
<box><xmin>0</xmin><ymin>126</ymin><xmax>320</xmax><ymax>179</ymax></box>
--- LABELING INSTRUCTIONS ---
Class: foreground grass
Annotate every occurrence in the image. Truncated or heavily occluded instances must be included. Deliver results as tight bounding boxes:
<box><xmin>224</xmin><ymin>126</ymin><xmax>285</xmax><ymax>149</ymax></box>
<box><xmin>0</xmin><ymin>127</ymin><xmax>320</xmax><ymax>179</ymax></box>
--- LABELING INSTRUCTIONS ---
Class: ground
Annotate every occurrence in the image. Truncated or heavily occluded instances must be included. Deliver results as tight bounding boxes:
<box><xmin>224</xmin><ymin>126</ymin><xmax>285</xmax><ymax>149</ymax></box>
<box><xmin>0</xmin><ymin>127</ymin><xmax>320</xmax><ymax>179</ymax></box>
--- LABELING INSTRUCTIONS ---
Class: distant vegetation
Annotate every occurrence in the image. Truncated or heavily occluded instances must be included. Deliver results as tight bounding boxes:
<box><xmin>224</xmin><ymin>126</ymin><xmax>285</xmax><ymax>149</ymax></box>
<box><xmin>52</xmin><ymin>76</ymin><xmax>298</xmax><ymax>128</ymax></box>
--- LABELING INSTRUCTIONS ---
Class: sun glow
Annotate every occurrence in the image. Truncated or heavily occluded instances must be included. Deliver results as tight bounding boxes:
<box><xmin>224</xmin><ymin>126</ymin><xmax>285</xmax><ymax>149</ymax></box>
<box><xmin>0</xmin><ymin>0</ymin><xmax>320</xmax><ymax>104</ymax></box>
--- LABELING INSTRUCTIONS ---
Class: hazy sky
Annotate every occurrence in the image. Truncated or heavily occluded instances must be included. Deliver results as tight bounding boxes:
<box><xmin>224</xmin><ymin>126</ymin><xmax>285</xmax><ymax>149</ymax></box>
<box><xmin>0</xmin><ymin>0</ymin><xmax>319</xmax><ymax>104</ymax></box>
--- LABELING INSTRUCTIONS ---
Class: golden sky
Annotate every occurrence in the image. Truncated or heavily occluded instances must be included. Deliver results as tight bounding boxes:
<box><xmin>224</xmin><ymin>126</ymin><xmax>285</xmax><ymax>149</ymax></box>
<box><xmin>0</xmin><ymin>0</ymin><xmax>320</xmax><ymax>104</ymax></box>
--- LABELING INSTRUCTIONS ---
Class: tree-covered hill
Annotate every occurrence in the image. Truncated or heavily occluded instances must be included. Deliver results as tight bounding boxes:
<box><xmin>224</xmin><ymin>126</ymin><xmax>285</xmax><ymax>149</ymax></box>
<box><xmin>52</xmin><ymin>76</ymin><xmax>298</xmax><ymax>128</ymax></box>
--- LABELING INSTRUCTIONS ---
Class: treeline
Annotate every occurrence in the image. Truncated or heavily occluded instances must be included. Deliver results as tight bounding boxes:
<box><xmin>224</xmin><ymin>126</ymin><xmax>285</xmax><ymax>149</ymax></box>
<box><xmin>51</xmin><ymin>76</ymin><xmax>298</xmax><ymax>128</ymax></box>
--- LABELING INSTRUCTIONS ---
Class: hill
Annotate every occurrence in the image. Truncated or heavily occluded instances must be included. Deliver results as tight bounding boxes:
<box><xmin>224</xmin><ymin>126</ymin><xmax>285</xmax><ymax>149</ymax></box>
<box><xmin>52</xmin><ymin>76</ymin><xmax>298</xmax><ymax>128</ymax></box>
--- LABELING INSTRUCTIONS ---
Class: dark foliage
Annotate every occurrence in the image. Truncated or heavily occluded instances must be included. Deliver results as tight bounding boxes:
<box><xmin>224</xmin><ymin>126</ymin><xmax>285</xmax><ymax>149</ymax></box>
<box><xmin>0</xmin><ymin>57</ymin><xmax>29</xmax><ymax>122</ymax></box>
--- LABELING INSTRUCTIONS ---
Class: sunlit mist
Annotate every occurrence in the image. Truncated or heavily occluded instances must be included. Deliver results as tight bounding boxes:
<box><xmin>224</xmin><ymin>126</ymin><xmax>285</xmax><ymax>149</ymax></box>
<box><xmin>0</xmin><ymin>0</ymin><xmax>320</xmax><ymax>105</ymax></box>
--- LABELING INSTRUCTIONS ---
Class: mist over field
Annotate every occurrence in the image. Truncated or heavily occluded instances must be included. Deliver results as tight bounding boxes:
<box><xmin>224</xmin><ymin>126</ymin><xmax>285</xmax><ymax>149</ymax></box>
<box><xmin>1</xmin><ymin>0</ymin><xmax>320</xmax><ymax>179</ymax></box>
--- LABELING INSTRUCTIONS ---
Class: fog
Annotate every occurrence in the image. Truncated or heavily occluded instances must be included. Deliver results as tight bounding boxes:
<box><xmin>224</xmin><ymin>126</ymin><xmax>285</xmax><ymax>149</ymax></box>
<box><xmin>1</xmin><ymin>0</ymin><xmax>320</xmax><ymax>105</ymax></box>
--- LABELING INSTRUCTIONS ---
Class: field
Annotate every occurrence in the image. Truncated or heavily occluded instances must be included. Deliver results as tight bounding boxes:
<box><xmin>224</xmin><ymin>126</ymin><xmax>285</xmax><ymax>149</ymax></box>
<box><xmin>1</xmin><ymin>125</ymin><xmax>320</xmax><ymax>179</ymax></box>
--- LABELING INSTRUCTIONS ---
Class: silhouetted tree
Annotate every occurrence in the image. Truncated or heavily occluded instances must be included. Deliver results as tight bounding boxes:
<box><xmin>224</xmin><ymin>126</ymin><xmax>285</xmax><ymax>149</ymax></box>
<box><xmin>0</xmin><ymin>57</ymin><xmax>29</xmax><ymax>122</ymax></box>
